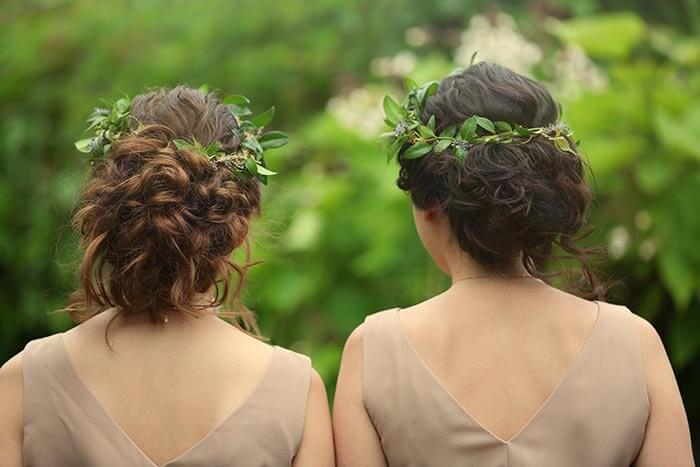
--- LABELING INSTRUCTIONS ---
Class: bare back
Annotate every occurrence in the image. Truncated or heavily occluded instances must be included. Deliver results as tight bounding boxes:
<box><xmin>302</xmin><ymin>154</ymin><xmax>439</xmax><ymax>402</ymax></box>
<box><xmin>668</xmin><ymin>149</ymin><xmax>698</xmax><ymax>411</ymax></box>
<box><xmin>398</xmin><ymin>279</ymin><xmax>599</xmax><ymax>442</ymax></box>
<box><xmin>1</xmin><ymin>308</ymin><xmax>334</xmax><ymax>467</ymax></box>
<box><xmin>61</xmin><ymin>309</ymin><xmax>276</xmax><ymax>465</ymax></box>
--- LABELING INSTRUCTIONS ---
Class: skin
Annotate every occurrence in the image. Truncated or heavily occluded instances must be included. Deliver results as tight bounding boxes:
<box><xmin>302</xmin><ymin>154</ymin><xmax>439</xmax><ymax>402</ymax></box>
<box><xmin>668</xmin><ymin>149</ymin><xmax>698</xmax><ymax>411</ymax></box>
<box><xmin>0</xmin><ymin>298</ymin><xmax>334</xmax><ymax>467</ymax></box>
<box><xmin>333</xmin><ymin>204</ymin><xmax>694</xmax><ymax>467</ymax></box>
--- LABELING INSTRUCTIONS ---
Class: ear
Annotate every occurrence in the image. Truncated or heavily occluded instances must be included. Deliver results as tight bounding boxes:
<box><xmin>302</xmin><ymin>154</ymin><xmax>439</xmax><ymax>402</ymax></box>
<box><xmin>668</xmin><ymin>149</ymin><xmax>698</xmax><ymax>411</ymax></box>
<box><xmin>422</xmin><ymin>208</ymin><xmax>436</xmax><ymax>221</ymax></box>
<box><xmin>412</xmin><ymin>202</ymin><xmax>442</xmax><ymax>223</ymax></box>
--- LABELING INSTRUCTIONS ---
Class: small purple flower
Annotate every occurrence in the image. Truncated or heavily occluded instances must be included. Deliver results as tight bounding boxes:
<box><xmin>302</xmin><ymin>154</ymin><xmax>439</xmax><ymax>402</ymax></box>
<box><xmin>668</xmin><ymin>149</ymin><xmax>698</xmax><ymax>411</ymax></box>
<box><xmin>393</xmin><ymin>122</ymin><xmax>409</xmax><ymax>137</ymax></box>
<box><xmin>453</xmin><ymin>140</ymin><xmax>472</xmax><ymax>151</ymax></box>
<box><xmin>546</xmin><ymin>122</ymin><xmax>571</xmax><ymax>134</ymax></box>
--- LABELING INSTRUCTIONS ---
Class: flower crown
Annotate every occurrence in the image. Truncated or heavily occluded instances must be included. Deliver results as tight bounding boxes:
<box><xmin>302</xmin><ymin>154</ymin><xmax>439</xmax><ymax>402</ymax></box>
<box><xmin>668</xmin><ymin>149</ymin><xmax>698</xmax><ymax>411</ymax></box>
<box><xmin>74</xmin><ymin>93</ymin><xmax>289</xmax><ymax>184</ymax></box>
<box><xmin>379</xmin><ymin>78</ymin><xmax>577</xmax><ymax>163</ymax></box>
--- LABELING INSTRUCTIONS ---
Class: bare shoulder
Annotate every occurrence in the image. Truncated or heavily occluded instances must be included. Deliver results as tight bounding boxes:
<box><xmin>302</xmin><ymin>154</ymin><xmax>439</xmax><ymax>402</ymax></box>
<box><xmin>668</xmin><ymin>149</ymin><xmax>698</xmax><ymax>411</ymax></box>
<box><xmin>629</xmin><ymin>312</ymin><xmax>665</xmax><ymax>353</ymax></box>
<box><xmin>340</xmin><ymin>306</ymin><xmax>399</xmax><ymax>359</ymax></box>
<box><xmin>627</xmin><ymin>311</ymin><xmax>673</xmax><ymax>391</ymax></box>
<box><xmin>294</xmin><ymin>365</ymin><xmax>334</xmax><ymax>467</ymax></box>
<box><xmin>0</xmin><ymin>351</ymin><xmax>24</xmax><ymax>389</ymax></box>
<box><xmin>0</xmin><ymin>352</ymin><xmax>24</xmax><ymax>467</ymax></box>
<box><xmin>343</xmin><ymin>321</ymin><xmax>366</xmax><ymax>354</ymax></box>
<box><xmin>0</xmin><ymin>351</ymin><xmax>24</xmax><ymax>429</ymax></box>
<box><xmin>308</xmin><ymin>367</ymin><xmax>328</xmax><ymax>403</ymax></box>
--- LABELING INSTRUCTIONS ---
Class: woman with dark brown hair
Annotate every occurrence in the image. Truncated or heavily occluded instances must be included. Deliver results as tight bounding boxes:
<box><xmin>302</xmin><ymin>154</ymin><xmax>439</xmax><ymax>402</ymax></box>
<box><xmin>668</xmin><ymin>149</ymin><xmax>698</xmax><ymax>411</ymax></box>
<box><xmin>333</xmin><ymin>63</ymin><xmax>694</xmax><ymax>466</ymax></box>
<box><xmin>0</xmin><ymin>86</ymin><xmax>334</xmax><ymax>467</ymax></box>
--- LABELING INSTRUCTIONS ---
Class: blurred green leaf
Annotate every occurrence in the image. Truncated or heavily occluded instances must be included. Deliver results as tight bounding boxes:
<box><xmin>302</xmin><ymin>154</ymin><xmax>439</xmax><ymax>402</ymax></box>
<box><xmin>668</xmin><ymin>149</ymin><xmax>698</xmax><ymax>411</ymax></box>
<box><xmin>251</xmin><ymin>106</ymin><xmax>276</xmax><ymax>128</ymax></box>
<box><xmin>259</xmin><ymin>131</ymin><xmax>289</xmax><ymax>149</ymax></box>
<box><xmin>550</xmin><ymin>12</ymin><xmax>646</xmax><ymax>59</ymax></box>
<box><xmin>403</xmin><ymin>141</ymin><xmax>432</xmax><ymax>159</ymax></box>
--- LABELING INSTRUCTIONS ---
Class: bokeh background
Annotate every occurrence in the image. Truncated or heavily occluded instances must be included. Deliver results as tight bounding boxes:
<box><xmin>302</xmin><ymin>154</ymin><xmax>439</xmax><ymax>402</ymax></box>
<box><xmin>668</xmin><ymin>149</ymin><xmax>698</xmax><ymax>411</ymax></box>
<box><xmin>2</xmin><ymin>0</ymin><xmax>699</xmax><ymax>452</ymax></box>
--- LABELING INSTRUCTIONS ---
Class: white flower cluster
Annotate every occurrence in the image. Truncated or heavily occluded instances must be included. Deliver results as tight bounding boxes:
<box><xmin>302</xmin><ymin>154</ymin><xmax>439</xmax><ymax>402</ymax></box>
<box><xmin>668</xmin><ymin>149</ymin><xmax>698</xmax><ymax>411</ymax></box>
<box><xmin>370</xmin><ymin>51</ymin><xmax>418</xmax><ymax>78</ymax></box>
<box><xmin>454</xmin><ymin>13</ymin><xmax>543</xmax><ymax>75</ymax></box>
<box><xmin>549</xmin><ymin>44</ymin><xmax>608</xmax><ymax>98</ymax></box>
<box><xmin>608</xmin><ymin>211</ymin><xmax>656</xmax><ymax>261</ymax></box>
<box><xmin>326</xmin><ymin>86</ymin><xmax>386</xmax><ymax>138</ymax></box>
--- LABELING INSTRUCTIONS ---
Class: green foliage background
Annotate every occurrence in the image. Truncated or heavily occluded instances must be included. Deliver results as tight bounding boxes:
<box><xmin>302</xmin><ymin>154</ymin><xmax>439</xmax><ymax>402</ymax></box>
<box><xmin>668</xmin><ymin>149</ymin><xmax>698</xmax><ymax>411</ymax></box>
<box><xmin>1</xmin><ymin>0</ymin><xmax>699</xmax><ymax>451</ymax></box>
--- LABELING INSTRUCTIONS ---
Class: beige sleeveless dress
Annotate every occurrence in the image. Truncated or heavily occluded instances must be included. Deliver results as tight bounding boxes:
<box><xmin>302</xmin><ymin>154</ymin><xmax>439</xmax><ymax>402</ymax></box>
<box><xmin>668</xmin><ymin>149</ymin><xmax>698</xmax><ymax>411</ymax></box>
<box><xmin>22</xmin><ymin>334</ymin><xmax>311</xmax><ymax>467</ymax></box>
<box><xmin>363</xmin><ymin>302</ymin><xmax>649</xmax><ymax>467</ymax></box>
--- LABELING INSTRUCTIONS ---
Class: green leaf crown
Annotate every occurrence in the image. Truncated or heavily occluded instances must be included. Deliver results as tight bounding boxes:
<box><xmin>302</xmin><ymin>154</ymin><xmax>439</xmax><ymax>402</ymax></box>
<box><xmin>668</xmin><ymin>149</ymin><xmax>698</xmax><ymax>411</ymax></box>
<box><xmin>380</xmin><ymin>78</ymin><xmax>578</xmax><ymax>163</ymax></box>
<box><xmin>75</xmin><ymin>93</ymin><xmax>289</xmax><ymax>185</ymax></box>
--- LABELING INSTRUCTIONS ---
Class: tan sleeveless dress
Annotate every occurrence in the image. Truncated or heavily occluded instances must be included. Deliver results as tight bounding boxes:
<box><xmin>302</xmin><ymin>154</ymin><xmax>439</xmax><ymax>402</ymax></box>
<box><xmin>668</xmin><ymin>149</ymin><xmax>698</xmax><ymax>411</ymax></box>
<box><xmin>363</xmin><ymin>302</ymin><xmax>649</xmax><ymax>467</ymax></box>
<box><xmin>22</xmin><ymin>334</ymin><xmax>311</xmax><ymax>467</ymax></box>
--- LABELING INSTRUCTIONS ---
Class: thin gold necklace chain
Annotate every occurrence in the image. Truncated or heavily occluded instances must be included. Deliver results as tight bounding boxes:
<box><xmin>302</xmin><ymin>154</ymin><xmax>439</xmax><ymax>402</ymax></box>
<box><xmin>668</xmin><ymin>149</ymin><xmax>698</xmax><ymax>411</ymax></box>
<box><xmin>452</xmin><ymin>273</ymin><xmax>536</xmax><ymax>284</ymax></box>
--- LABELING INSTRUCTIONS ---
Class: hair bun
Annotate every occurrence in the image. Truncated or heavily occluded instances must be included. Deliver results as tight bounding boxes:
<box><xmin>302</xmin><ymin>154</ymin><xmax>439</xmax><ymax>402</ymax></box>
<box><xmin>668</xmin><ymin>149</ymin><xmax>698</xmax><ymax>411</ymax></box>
<box><xmin>398</xmin><ymin>63</ymin><xmax>604</xmax><ymax>298</ymax></box>
<box><xmin>66</xmin><ymin>86</ymin><xmax>261</xmax><ymax>323</ymax></box>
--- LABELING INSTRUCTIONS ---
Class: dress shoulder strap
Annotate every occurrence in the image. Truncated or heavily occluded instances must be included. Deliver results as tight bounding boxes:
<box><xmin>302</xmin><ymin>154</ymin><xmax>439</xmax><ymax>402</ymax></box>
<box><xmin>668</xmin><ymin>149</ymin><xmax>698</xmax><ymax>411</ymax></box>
<box><xmin>249</xmin><ymin>346</ymin><xmax>312</xmax><ymax>455</ymax></box>
<box><xmin>589</xmin><ymin>301</ymin><xmax>649</xmax><ymax>409</ymax></box>
<box><xmin>22</xmin><ymin>334</ymin><xmax>74</xmax><ymax>428</ymax></box>
<box><xmin>362</xmin><ymin>309</ymin><xmax>409</xmax><ymax>429</ymax></box>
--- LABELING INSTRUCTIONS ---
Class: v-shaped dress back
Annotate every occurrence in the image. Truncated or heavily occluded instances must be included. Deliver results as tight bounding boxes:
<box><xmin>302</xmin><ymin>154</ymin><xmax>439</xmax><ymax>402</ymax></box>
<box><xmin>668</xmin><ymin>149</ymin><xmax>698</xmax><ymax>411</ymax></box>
<box><xmin>362</xmin><ymin>302</ymin><xmax>649</xmax><ymax>467</ymax></box>
<box><xmin>21</xmin><ymin>334</ymin><xmax>311</xmax><ymax>467</ymax></box>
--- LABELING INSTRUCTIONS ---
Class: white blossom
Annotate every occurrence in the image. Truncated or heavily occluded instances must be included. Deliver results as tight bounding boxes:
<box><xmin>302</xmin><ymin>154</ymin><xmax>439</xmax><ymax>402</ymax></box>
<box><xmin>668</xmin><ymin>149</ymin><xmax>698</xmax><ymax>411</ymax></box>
<box><xmin>549</xmin><ymin>44</ymin><xmax>608</xmax><ymax>98</ymax></box>
<box><xmin>608</xmin><ymin>226</ymin><xmax>630</xmax><ymax>259</ymax></box>
<box><xmin>454</xmin><ymin>13</ymin><xmax>543</xmax><ymax>75</ymax></box>
<box><xmin>370</xmin><ymin>51</ymin><xmax>417</xmax><ymax>77</ymax></box>
<box><xmin>638</xmin><ymin>239</ymin><xmax>657</xmax><ymax>261</ymax></box>
<box><xmin>405</xmin><ymin>27</ymin><xmax>430</xmax><ymax>47</ymax></box>
<box><xmin>327</xmin><ymin>86</ymin><xmax>385</xmax><ymax>138</ymax></box>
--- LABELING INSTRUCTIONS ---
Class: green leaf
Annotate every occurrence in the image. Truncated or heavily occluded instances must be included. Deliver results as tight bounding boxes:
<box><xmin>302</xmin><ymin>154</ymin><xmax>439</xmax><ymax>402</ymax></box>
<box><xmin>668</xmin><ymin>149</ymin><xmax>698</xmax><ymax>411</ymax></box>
<box><xmin>434</xmin><ymin>139</ymin><xmax>452</xmax><ymax>154</ymax></box>
<box><xmin>553</xmin><ymin>136</ymin><xmax>575</xmax><ymax>154</ymax></box>
<box><xmin>244</xmin><ymin>157</ymin><xmax>258</xmax><ymax>175</ymax></box>
<box><xmin>414</xmin><ymin>81</ymin><xmax>439</xmax><ymax>106</ymax></box>
<box><xmin>459</xmin><ymin>117</ymin><xmax>478</xmax><ymax>139</ymax></box>
<box><xmin>475</xmin><ymin>116</ymin><xmax>495</xmax><ymax>133</ymax></box>
<box><xmin>427</xmin><ymin>115</ymin><xmax>436</xmax><ymax>131</ymax></box>
<box><xmin>424</xmin><ymin>81</ymin><xmax>439</xmax><ymax>99</ymax></box>
<box><xmin>418</xmin><ymin>125</ymin><xmax>434</xmax><ymax>138</ymax></box>
<box><xmin>669</xmin><ymin>310</ymin><xmax>700</xmax><ymax>369</ymax></box>
<box><xmin>494</xmin><ymin>121</ymin><xmax>512</xmax><ymax>132</ymax></box>
<box><xmin>115</xmin><ymin>97</ymin><xmax>130</xmax><ymax>113</ymax></box>
<box><xmin>403</xmin><ymin>141</ymin><xmax>432</xmax><ymax>159</ymax></box>
<box><xmin>658</xmin><ymin>249</ymin><xmax>695</xmax><ymax>310</ymax></box>
<box><xmin>74</xmin><ymin>138</ymin><xmax>93</xmax><ymax>153</ymax></box>
<box><xmin>654</xmin><ymin>108</ymin><xmax>700</xmax><ymax>161</ymax></box>
<box><xmin>172</xmin><ymin>139</ymin><xmax>191</xmax><ymax>150</ymax></box>
<box><xmin>223</xmin><ymin>95</ymin><xmax>251</xmax><ymax>106</ymax></box>
<box><xmin>229</xmin><ymin>105</ymin><xmax>252</xmax><ymax>117</ymax></box>
<box><xmin>197</xmin><ymin>83</ymin><xmax>210</xmax><ymax>93</ymax></box>
<box><xmin>386</xmin><ymin>139</ymin><xmax>402</xmax><ymax>163</ymax></box>
<box><xmin>549</xmin><ymin>12</ymin><xmax>646</xmax><ymax>59</ymax></box>
<box><xmin>383</xmin><ymin>96</ymin><xmax>403</xmax><ymax>124</ymax></box>
<box><xmin>514</xmin><ymin>124</ymin><xmax>530</xmax><ymax>136</ymax></box>
<box><xmin>259</xmin><ymin>131</ymin><xmax>289</xmax><ymax>149</ymax></box>
<box><xmin>206</xmin><ymin>141</ymin><xmax>220</xmax><ymax>156</ymax></box>
<box><xmin>440</xmin><ymin>125</ymin><xmax>457</xmax><ymax>138</ymax></box>
<box><xmin>251</xmin><ymin>106</ymin><xmax>275</xmax><ymax>127</ymax></box>
<box><xmin>239</xmin><ymin>121</ymin><xmax>257</xmax><ymax>132</ymax></box>
<box><xmin>404</xmin><ymin>77</ymin><xmax>418</xmax><ymax>91</ymax></box>
<box><xmin>256</xmin><ymin>164</ymin><xmax>277</xmax><ymax>176</ymax></box>
<box><xmin>243</xmin><ymin>138</ymin><xmax>263</xmax><ymax>155</ymax></box>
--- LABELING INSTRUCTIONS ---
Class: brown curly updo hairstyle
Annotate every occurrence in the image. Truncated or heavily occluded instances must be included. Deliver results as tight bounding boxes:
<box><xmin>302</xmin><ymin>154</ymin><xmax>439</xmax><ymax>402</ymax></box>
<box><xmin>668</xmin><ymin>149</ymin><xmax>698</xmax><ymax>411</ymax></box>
<box><xmin>64</xmin><ymin>85</ymin><xmax>261</xmax><ymax>330</ymax></box>
<box><xmin>398</xmin><ymin>63</ymin><xmax>605</xmax><ymax>298</ymax></box>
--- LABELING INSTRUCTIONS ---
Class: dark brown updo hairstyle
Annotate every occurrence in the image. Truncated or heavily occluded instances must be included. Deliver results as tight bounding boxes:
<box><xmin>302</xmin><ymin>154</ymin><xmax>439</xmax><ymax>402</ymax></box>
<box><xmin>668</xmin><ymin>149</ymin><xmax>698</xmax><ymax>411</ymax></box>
<box><xmin>64</xmin><ymin>85</ymin><xmax>262</xmax><ymax>331</ymax></box>
<box><xmin>398</xmin><ymin>62</ymin><xmax>605</xmax><ymax>298</ymax></box>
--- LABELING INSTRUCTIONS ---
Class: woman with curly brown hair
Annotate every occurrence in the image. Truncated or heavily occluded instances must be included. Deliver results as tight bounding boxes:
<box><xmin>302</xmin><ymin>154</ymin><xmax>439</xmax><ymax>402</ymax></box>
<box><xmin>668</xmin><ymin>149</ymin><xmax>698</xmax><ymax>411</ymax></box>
<box><xmin>0</xmin><ymin>86</ymin><xmax>334</xmax><ymax>467</ymax></box>
<box><xmin>333</xmin><ymin>63</ymin><xmax>694</xmax><ymax>466</ymax></box>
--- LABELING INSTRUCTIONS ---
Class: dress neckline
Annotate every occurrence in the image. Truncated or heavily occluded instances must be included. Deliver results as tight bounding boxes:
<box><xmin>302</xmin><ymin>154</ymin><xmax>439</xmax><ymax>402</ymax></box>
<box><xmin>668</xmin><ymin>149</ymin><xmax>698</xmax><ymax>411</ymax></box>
<box><xmin>392</xmin><ymin>300</ymin><xmax>602</xmax><ymax>444</ymax></box>
<box><xmin>54</xmin><ymin>334</ymin><xmax>279</xmax><ymax>467</ymax></box>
